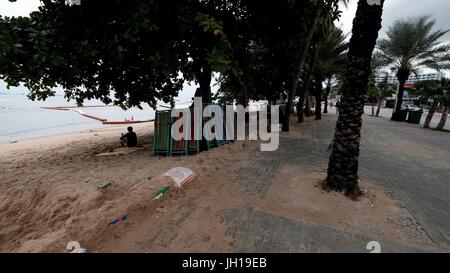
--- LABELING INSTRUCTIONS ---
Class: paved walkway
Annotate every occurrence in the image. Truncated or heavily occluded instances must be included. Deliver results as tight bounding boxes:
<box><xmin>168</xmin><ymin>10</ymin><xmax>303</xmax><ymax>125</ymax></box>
<box><xmin>226</xmin><ymin>113</ymin><xmax>450</xmax><ymax>252</ymax></box>
<box><xmin>359</xmin><ymin>115</ymin><xmax>450</xmax><ymax>247</ymax></box>
<box><xmin>102</xmin><ymin>112</ymin><xmax>449</xmax><ymax>253</ymax></box>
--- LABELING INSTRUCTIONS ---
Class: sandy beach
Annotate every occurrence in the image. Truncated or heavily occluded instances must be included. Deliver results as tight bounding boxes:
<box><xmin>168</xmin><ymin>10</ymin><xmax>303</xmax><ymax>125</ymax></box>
<box><xmin>0</xmin><ymin>116</ymin><xmax>441</xmax><ymax>253</ymax></box>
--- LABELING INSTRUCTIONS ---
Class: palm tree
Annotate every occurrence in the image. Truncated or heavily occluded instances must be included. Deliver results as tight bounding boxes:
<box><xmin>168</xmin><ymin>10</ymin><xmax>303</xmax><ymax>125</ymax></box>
<box><xmin>436</xmin><ymin>102</ymin><xmax>448</xmax><ymax>130</ymax></box>
<box><xmin>313</xmin><ymin>27</ymin><xmax>348</xmax><ymax>117</ymax></box>
<box><xmin>377</xmin><ymin>16</ymin><xmax>450</xmax><ymax>121</ymax></box>
<box><xmin>284</xmin><ymin>0</ymin><xmax>348</xmax><ymax>131</ymax></box>
<box><xmin>436</xmin><ymin>79</ymin><xmax>450</xmax><ymax>130</ymax></box>
<box><xmin>324</xmin><ymin>0</ymin><xmax>385</xmax><ymax>197</ymax></box>
<box><xmin>367</xmin><ymin>80</ymin><xmax>379</xmax><ymax>116</ymax></box>
<box><xmin>297</xmin><ymin>41</ymin><xmax>321</xmax><ymax>123</ymax></box>
<box><xmin>413</xmin><ymin>79</ymin><xmax>447</xmax><ymax>128</ymax></box>
<box><xmin>375</xmin><ymin>76</ymin><xmax>396</xmax><ymax>117</ymax></box>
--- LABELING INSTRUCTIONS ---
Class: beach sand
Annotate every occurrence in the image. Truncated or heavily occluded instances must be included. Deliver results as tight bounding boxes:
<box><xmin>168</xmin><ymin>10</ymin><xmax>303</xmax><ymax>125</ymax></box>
<box><xmin>0</xmin><ymin>119</ymin><xmax>438</xmax><ymax>252</ymax></box>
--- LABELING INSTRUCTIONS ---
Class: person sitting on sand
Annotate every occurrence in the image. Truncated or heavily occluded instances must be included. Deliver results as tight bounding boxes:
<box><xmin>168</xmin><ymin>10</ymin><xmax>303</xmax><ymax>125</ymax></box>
<box><xmin>120</xmin><ymin>126</ymin><xmax>138</xmax><ymax>147</ymax></box>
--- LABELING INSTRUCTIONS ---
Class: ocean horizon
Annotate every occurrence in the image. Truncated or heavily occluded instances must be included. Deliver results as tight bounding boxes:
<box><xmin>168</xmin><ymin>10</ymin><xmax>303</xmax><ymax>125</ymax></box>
<box><xmin>0</xmin><ymin>91</ymin><xmax>194</xmax><ymax>143</ymax></box>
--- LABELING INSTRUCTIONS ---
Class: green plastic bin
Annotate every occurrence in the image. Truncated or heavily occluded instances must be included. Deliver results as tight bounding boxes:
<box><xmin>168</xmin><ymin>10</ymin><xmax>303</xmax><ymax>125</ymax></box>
<box><xmin>392</xmin><ymin>109</ymin><xmax>408</xmax><ymax>122</ymax></box>
<box><xmin>407</xmin><ymin>110</ymin><xmax>423</xmax><ymax>124</ymax></box>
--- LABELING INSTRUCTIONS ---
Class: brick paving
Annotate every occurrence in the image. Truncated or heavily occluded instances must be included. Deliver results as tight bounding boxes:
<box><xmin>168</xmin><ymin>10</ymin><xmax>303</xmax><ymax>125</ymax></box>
<box><xmin>224</xmin><ymin>206</ymin><xmax>424</xmax><ymax>253</ymax></box>
<box><xmin>227</xmin><ymin>114</ymin><xmax>450</xmax><ymax>252</ymax></box>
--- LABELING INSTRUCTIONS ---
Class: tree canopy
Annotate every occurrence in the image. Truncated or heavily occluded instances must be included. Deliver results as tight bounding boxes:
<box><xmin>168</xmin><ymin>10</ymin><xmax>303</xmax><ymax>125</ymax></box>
<box><xmin>0</xmin><ymin>0</ymin><xmax>343</xmax><ymax>112</ymax></box>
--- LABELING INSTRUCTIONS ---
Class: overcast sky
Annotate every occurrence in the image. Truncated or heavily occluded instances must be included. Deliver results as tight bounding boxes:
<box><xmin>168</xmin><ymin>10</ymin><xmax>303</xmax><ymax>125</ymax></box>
<box><xmin>339</xmin><ymin>0</ymin><xmax>450</xmax><ymax>43</ymax></box>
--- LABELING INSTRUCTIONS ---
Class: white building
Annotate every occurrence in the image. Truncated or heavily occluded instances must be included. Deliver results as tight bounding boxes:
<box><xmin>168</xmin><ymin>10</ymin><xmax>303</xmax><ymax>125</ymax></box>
<box><xmin>374</xmin><ymin>72</ymin><xmax>445</xmax><ymax>84</ymax></box>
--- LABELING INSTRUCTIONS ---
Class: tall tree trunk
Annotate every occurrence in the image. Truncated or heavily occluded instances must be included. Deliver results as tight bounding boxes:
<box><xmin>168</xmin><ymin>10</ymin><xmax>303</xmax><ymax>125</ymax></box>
<box><xmin>283</xmin><ymin>3</ymin><xmax>324</xmax><ymax>132</ymax></box>
<box><xmin>376</xmin><ymin>100</ymin><xmax>382</xmax><ymax>117</ymax></box>
<box><xmin>324</xmin><ymin>79</ymin><xmax>331</xmax><ymax>114</ymax></box>
<box><xmin>314</xmin><ymin>77</ymin><xmax>323</xmax><ymax>120</ymax></box>
<box><xmin>391</xmin><ymin>71</ymin><xmax>409</xmax><ymax>121</ymax></box>
<box><xmin>436</xmin><ymin>105</ymin><xmax>448</xmax><ymax>130</ymax></box>
<box><xmin>302</xmin><ymin>44</ymin><xmax>321</xmax><ymax>119</ymax></box>
<box><xmin>194</xmin><ymin>64</ymin><xmax>213</xmax><ymax>104</ymax></box>
<box><xmin>297</xmin><ymin>84</ymin><xmax>305</xmax><ymax>123</ymax></box>
<box><xmin>303</xmin><ymin>75</ymin><xmax>313</xmax><ymax>117</ymax></box>
<box><xmin>424</xmin><ymin>102</ymin><xmax>437</xmax><ymax>129</ymax></box>
<box><xmin>325</xmin><ymin>0</ymin><xmax>384</xmax><ymax>197</ymax></box>
<box><xmin>236</xmin><ymin>85</ymin><xmax>249</xmax><ymax>108</ymax></box>
<box><xmin>371</xmin><ymin>104</ymin><xmax>375</xmax><ymax>116</ymax></box>
<box><xmin>305</xmin><ymin>93</ymin><xmax>311</xmax><ymax>117</ymax></box>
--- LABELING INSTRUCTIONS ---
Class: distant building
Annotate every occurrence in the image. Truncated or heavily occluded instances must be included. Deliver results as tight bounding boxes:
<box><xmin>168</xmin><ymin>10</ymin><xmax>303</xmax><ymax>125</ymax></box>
<box><xmin>377</xmin><ymin>72</ymin><xmax>445</xmax><ymax>109</ymax></box>
<box><xmin>374</xmin><ymin>72</ymin><xmax>445</xmax><ymax>84</ymax></box>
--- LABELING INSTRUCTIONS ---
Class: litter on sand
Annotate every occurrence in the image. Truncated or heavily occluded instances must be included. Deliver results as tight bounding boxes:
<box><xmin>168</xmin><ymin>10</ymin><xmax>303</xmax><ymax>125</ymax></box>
<box><xmin>162</xmin><ymin>167</ymin><xmax>196</xmax><ymax>188</ymax></box>
<box><xmin>96</xmin><ymin>181</ymin><xmax>112</xmax><ymax>190</ymax></box>
<box><xmin>66</xmin><ymin>241</ymin><xmax>87</xmax><ymax>253</ymax></box>
<box><xmin>107</xmin><ymin>215</ymin><xmax>129</xmax><ymax>227</ymax></box>
<box><xmin>153</xmin><ymin>185</ymin><xmax>170</xmax><ymax>200</ymax></box>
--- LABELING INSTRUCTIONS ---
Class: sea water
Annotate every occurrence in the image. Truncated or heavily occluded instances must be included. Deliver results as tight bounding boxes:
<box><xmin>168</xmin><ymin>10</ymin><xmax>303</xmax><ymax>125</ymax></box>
<box><xmin>0</xmin><ymin>92</ymin><xmax>159</xmax><ymax>143</ymax></box>
<box><xmin>0</xmin><ymin>89</ymin><xmax>200</xmax><ymax>144</ymax></box>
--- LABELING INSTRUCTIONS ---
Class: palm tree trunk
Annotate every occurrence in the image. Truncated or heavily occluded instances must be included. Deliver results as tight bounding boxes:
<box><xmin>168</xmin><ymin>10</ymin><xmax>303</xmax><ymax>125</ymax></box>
<box><xmin>314</xmin><ymin>77</ymin><xmax>323</xmax><ymax>120</ymax></box>
<box><xmin>283</xmin><ymin>2</ymin><xmax>323</xmax><ymax>132</ymax></box>
<box><xmin>395</xmin><ymin>79</ymin><xmax>406</xmax><ymax>113</ymax></box>
<box><xmin>436</xmin><ymin>105</ymin><xmax>448</xmax><ymax>130</ymax></box>
<box><xmin>325</xmin><ymin>0</ymin><xmax>385</xmax><ymax>197</ymax></box>
<box><xmin>303</xmin><ymin>75</ymin><xmax>313</xmax><ymax>117</ymax></box>
<box><xmin>376</xmin><ymin>100</ymin><xmax>382</xmax><ymax>117</ymax></box>
<box><xmin>297</xmin><ymin>99</ymin><xmax>304</xmax><ymax>123</ymax></box>
<box><xmin>305</xmin><ymin>93</ymin><xmax>311</xmax><ymax>117</ymax></box>
<box><xmin>424</xmin><ymin>102</ymin><xmax>437</xmax><ymax>129</ymax></box>
<box><xmin>303</xmin><ymin>45</ymin><xmax>322</xmax><ymax>119</ymax></box>
<box><xmin>324</xmin><ymin>79</ymin><xmax>331</xmax><ymax>114</ymax></box>
<box><xmin>297</xmin><ymin>79</ymin><xmax>305</xmax><ymax>123</ymax></box>
<box><xmin>392</xmin><ymin>72</ymin><xmax>409</xmax><ymax>121</ymax></box>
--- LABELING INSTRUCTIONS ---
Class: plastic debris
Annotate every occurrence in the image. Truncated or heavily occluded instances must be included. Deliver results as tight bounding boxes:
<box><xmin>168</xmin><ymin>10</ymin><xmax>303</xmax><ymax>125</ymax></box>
<box><xmin>162</xmin><ymin>167</ymin><xmax>196</xmax><ymax>188</ymax></box>
<box><xmin>107</xmin><ymin>215</ymin><xmax>129</xmax><ymax>227</ymax></box>
<box><xmin>153</xmin><ymin>185</ymin><xmax>170</xmax><ymax>200</ymax></box>
<box><xmin>96</xmin><ymin>181</ymin><xmax>112</xmax><ymax>190</ymax></box>
<box><xmin>66</xmin><ymin>241</ymin><xmax>87</xmax><ymax>253</ymax></box>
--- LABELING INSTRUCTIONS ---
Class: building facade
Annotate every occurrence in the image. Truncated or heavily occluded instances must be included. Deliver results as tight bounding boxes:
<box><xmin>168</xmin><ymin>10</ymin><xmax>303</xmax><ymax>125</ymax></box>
<box><xmin>374</xmin><ymin>72</ymin><xmax>445</xmax><ymax>84</ymax></box>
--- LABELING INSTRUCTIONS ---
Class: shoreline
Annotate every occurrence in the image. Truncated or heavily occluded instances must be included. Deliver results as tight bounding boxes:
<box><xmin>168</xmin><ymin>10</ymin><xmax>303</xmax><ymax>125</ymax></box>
<box><xmin>0</xmin><ymin>123</ymin><xmax>103</xmax><ymax>145</ymax></box>
<box><xmin>0</xmin><ymin>122</ymin><xmax>154</xmax><ymax>157</ymax></box>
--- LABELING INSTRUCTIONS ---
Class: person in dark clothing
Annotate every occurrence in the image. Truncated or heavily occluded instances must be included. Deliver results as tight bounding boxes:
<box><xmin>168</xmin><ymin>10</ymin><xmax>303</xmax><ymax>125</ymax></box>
<box><xmin>120</xmin><ymin>126</ymin><xmax>138</xmax><ymax>147</ymax></box>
